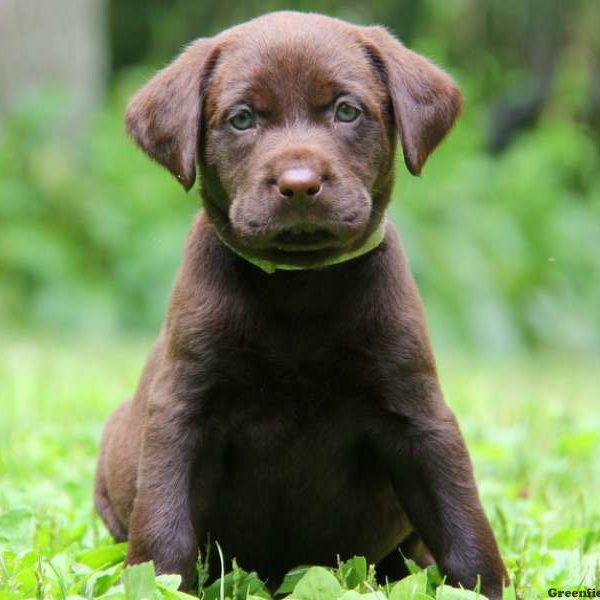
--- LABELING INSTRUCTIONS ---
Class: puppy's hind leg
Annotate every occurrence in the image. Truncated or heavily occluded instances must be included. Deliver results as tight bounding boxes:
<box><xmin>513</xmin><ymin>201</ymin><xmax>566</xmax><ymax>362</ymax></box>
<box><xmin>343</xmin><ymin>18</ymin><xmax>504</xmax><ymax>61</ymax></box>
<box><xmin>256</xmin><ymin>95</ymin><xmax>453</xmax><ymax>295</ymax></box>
<box><xmin>94</xmin><ymin>460</ymin><xmax>127</xmax><ymax>541</ymax></box>
<box><xmin>94</xmin><ymin>403</ymin><xmax>130</xmax><ymax>542</ymax></box>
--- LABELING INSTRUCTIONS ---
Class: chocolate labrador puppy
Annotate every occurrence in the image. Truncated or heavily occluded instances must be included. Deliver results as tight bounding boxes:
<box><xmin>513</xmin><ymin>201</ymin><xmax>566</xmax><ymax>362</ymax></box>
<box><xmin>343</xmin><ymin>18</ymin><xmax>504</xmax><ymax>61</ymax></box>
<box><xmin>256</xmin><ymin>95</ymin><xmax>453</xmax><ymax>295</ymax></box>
<box><xmin>94</xmin><ymin>11</ymin><xmax>507</xmax><ymax>598</ymax></box>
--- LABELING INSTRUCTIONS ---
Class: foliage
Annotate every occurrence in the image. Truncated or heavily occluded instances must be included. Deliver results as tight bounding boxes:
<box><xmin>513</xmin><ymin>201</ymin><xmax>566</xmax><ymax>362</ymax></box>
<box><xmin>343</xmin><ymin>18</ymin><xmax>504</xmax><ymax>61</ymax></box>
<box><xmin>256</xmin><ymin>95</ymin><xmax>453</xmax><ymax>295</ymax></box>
<box><xmin>1</xmin><ymin>78</ymin><xmax>599</xmax><ymax>354</ymax></box>
<box><xmin>1</xmin><ymin>340</ymin><xmax>599</xmax><ymax>598</ymax></box>
<box><xmin>393</xmin><ymin>108</ymin><xmax>600</xmax><ymax>354</ymax></box>
<box><xmin>0</xmin><ymin>80</ymin><xmax>192</xmax><ymax>334</ymax></box>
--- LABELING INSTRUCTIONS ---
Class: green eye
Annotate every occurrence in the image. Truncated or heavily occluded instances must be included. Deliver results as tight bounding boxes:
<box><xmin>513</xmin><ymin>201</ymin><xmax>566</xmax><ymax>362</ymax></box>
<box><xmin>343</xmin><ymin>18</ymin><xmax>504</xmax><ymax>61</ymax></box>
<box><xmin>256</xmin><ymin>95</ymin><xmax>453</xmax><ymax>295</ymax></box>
<box><xmin>230</xmin><ymin>109</ymin><xmax>255</xmax><ymax>131</ymax></box>
<box><xmin>335</xmin><ymin>102</ymin><xmax>361</xmax><ymax>123</ymax></box>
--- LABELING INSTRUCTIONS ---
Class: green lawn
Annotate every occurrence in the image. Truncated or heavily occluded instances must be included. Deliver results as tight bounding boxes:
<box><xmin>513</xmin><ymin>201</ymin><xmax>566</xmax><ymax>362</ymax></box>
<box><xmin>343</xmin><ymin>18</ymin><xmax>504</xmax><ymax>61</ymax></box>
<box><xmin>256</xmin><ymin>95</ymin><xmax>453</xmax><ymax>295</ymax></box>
<box><xmin>1</xmin><ymin>337</ymin><xmax>598</xmax><ymax>599</ymax></box>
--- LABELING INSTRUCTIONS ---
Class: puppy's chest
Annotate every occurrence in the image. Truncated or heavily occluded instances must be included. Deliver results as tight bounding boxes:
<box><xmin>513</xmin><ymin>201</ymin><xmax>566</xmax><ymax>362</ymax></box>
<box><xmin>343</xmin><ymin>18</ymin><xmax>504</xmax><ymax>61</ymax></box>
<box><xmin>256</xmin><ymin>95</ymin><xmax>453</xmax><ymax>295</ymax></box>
<box><xmin>199</xmin><ymin>375</ymin><xmax>384</xmax><ymax>498</ymax></box>
<box><xmin>196</xmin><ymin>343</ymin><xmax>382</xmax><ymax>460</ymax></box>
<box><xmin>189</xmin><ymin>342</ymin><xmax>395</xmax><ymax>522</ymax></box>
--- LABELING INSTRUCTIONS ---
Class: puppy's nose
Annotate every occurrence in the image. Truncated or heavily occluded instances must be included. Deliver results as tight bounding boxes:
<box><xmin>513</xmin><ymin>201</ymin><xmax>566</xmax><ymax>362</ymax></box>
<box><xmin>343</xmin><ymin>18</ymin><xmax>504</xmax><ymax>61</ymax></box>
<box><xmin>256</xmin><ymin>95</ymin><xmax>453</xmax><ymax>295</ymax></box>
<box><xmin>277</xmin><ymin>168</ymin><xmax>322</xmax><ymax>199</ymax></box>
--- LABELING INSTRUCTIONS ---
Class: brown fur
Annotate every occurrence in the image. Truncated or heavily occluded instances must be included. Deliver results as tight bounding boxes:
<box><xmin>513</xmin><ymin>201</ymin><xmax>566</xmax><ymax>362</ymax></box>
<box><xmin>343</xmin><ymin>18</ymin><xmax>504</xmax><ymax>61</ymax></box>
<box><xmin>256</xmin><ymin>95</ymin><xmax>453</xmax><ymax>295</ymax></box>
<box><xmin>95</xmin><ymin>11</ymin><xmax>507</xmax><ymax>598</ymax></box>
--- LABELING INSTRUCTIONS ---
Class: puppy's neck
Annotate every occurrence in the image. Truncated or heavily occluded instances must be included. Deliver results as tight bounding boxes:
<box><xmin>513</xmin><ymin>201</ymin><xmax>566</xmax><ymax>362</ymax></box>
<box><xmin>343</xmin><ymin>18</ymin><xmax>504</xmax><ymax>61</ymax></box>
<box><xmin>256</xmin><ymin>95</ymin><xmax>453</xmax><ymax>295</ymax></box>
<box><xmin>212</xmin><ymin>218</ymin><xmax>388</xmax><ymax>275</ymax></box>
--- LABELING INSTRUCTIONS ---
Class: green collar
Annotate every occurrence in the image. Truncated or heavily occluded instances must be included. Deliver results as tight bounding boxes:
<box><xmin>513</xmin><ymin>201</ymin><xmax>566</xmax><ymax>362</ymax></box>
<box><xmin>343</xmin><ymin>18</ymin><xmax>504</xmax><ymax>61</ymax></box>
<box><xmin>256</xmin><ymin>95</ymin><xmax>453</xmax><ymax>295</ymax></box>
<box><xmin>214</xmin><ymin>218</ymin><xmax>387</xmax><ymax>274</ymax></box>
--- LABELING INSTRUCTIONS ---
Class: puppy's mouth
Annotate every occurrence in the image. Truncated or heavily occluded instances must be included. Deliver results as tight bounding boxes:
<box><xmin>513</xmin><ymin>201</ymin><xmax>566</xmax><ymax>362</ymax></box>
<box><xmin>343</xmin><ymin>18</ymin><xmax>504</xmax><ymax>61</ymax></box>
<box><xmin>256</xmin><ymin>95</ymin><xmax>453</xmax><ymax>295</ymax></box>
<box><xmin>270</xmin><ymin>224</ymin><xmax>339</xmax><ymax>252</ymax></box>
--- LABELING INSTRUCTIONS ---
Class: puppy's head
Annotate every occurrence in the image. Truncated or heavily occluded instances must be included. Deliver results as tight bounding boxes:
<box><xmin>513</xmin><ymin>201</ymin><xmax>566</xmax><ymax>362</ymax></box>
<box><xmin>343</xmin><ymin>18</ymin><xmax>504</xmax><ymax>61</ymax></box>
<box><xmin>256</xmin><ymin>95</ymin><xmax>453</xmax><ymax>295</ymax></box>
<box><xmin>127</xmin><ymin>12</ymin><xmax>461</xmax><ymax>268</ymax></box>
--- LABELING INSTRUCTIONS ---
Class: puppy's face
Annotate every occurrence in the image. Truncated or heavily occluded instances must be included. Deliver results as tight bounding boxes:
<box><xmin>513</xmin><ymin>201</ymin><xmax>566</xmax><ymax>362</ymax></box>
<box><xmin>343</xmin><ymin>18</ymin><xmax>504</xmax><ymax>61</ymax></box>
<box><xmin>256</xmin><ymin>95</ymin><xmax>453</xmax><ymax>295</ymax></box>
<box><xmin>201</xmin><ymin>27</ymin><xmax>391</xmax><ymax>266</ymax></box>
<box><xmin>127</xmin><ymin>12</ymin><xmax>461</xmax><ymax>268</ymax></box>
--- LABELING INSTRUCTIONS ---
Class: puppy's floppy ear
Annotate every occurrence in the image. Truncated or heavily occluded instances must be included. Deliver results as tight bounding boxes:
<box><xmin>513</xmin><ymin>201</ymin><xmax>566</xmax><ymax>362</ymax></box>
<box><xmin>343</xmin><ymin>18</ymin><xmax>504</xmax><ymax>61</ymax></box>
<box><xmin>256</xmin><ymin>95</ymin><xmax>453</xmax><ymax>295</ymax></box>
<box><xmin>126</xmin><ymin>39</ymin><xmax>218</xmax><ymax>190</ymax></box>
<box><xmin>361</xmin><ymin>26</ymin><xmax>462</xmax><ymax>175</ymax></box>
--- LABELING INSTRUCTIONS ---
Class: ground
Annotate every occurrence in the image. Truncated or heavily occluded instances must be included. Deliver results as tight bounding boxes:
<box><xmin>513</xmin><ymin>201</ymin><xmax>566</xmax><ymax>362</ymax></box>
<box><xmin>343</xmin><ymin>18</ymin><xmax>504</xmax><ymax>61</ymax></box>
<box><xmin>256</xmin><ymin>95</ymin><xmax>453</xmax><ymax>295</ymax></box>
<box><xmin>0</xmin><ymin>337</ymin><xmax>598</xmax><ymax>598</ymax></box>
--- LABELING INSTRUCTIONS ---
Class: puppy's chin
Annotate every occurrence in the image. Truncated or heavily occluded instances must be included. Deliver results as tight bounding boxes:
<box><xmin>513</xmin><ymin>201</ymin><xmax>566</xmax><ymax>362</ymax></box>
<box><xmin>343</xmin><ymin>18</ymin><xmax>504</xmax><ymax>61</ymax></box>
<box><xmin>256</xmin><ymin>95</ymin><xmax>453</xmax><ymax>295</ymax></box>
<box><xmin>222</xmin><ymin>221</ymin><xmax>381</xmax><ymax>270</ymax></box>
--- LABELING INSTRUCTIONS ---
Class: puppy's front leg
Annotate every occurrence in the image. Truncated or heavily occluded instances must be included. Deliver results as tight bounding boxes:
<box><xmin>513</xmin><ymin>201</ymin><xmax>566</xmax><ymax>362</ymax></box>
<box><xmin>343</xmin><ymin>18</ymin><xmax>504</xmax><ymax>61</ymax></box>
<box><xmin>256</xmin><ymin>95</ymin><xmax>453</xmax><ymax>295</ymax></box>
<box><xmin>377</xmin><ymin>374</ymin><xmax>507</xmax><ymax>600</ymax></box>
<box><xmin>126</xmin><ymin>371</ymin><xmax>203</xmax><ymax>589</ymax></box>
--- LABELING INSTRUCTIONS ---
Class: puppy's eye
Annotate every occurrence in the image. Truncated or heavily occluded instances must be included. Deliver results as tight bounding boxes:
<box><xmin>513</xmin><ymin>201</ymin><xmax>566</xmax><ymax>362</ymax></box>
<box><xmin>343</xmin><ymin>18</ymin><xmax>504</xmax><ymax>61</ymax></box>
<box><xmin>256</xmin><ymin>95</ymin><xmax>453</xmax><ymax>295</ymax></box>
<box><xmin>334</xmin><ymin>102</ymin><xmax>361</xmax><ymax>123</ymax></box>
<box><xmin>229</xmin><ymin>109</ymin><xmax>255</xmax><ymax>131</ymax></box>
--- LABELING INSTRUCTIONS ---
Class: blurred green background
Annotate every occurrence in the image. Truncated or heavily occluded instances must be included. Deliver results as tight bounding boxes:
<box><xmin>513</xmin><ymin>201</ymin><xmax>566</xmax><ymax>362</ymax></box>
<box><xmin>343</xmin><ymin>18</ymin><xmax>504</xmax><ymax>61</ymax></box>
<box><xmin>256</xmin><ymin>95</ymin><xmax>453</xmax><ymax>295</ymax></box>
<box><xmin>1</xmin><ymin>0</ymin><xmax>599</xmax><ymax>354</ymax></box>
<box><xmin>1</xmin><ymin>2</ymin><xmax>600</xmax><ymax>596</ymax></box>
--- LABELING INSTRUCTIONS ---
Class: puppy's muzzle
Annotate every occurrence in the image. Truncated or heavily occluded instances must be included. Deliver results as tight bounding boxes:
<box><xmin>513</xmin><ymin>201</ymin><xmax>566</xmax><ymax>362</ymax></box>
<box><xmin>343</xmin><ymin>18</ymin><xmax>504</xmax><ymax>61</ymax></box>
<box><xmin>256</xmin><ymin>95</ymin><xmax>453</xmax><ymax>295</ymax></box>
<box><xmin>267</xmin><ymin>167</ymin><xmax>337</xmax><ymax>250</ymax></box>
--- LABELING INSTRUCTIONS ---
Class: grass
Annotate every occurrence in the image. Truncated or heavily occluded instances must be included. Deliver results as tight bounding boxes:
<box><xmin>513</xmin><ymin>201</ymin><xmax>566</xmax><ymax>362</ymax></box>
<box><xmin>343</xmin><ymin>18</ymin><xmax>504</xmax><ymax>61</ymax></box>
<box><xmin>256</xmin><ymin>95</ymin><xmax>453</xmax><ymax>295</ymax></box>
<box><xmin>0</xmin><ymin>336</ymin><xmax>599</xmax><ymax>598</ymax></box>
